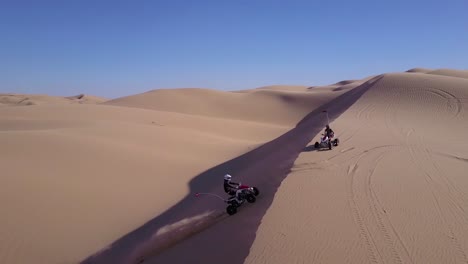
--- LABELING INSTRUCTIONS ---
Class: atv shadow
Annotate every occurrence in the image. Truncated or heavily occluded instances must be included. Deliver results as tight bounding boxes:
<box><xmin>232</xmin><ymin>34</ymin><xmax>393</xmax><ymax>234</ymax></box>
<box><xmin>80</xmin><ymin>75</ymin><xmax>383</xmax><ymax>264</ymax></box>
<box><xmin>303</xmin><ymin>145</ymin><xmax>317</xmax><ymax>152</ymax></box>
<box><xmin>302</xmin><ymin>145</ymin><xmax>334</xmax><ymax>152</ymax></box>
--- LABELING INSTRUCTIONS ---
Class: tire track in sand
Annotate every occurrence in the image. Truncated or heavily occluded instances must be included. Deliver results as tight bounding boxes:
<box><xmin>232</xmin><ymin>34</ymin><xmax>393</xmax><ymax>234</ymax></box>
<box><xmin>347</xmin><ymin>155</ymin><xmax>381</xmax><ymax>264</ymax></box>
<box><xmin>367</xmin><ymin>152</ymin><xmax>413</xmax><ymax>264</ymax></box>
<box><xmin>406</xmin><ymin>129</ymin><xmax>468</xmax><ymax>263</ymax></box>
<box><xmin>347</xmin><ymin>146</ymin><xmax>412</xmax><ymax>264</ymax></box>
<box><xmin>427</xmin><ymin>88</ymin><xmax>463</xmax><ymax>119</ymax></box>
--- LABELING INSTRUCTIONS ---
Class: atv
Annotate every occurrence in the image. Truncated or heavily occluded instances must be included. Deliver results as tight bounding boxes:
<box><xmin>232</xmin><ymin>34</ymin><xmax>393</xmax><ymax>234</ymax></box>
<box><xmin>314</xmin><ymin>133</ymin><xmax>339</xmax><ymax>150</ymax></box>
<box><xmin>225</xmin><ymin>183</ymin><xmax>260</xmax><ymax>215</ymax></box>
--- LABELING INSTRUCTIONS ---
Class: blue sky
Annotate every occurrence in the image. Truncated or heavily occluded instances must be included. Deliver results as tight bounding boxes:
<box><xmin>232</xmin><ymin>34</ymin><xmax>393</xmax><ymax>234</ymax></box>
<box><xmin>1</xmin><ymin>0</ymin><xmax>467</xmax><ymax>98</ymax></box>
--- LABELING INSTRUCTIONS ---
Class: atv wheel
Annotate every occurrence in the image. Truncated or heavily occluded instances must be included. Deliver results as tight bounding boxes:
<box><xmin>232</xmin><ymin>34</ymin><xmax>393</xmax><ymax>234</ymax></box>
<box><xmin>252</xmin><ymin>187</ymin><xmax>260</xmax><ymax>196</ymax></box>
<box><xmin>246</xmin><ymin>194</ymin><xmax>256</xmax><ymax>203</ymax></box>
<box><xmin>314</xmin><ymin>142</ymin><xmax>319</xmax><ymax>148</ymax></box>
<box><xmin>226</xmin><ymin>205</ymin><xmax>237</xmax><ymax>215</ymax></box>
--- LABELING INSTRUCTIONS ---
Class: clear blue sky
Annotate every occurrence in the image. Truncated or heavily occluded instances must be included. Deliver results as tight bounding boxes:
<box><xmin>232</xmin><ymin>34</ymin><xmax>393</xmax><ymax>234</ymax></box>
<box><xmin>1</xmin><ymin>0</ymin><xmax>467</xmax><ymax>98</ymax></box>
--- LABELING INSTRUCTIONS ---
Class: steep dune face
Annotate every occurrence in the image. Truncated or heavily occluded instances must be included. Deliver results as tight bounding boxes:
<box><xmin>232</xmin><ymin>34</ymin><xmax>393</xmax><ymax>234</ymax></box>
<box><xmin>104</xmin><ymin>88</ymin><xmax>342</xmax><ymax>126</ymax></box>
<box><xmin>246</xmin><ymin>72</ymin><xmax>468</xmax><ymax>264</ymax></box>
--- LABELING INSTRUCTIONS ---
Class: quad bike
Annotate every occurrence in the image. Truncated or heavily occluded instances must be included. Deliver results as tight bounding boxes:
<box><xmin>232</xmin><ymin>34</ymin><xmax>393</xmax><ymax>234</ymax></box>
<box><xmin>314</xmin><ymin>133</ymin><xmax>339</xmax><ymax>150</ymax></box>
<box><xmin>195</xmin><ymin>183</ymin><xmax>260</xmax><ymax>216</ymax></box>
<box><xmin>225</xmin><ymin>183</ymin><xmax>260</xmax><ymax>215</ymax></box>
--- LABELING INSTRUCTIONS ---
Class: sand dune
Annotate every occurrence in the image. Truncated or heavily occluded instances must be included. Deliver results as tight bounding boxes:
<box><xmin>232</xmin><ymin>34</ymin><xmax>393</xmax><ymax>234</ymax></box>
<box><xmin>104</xmin><ymin>87</ymin><xmax>346</xmax><ymax>126</ymax></box>
<box><xmin>334</xmin><ymin>80</ymin><xmax>358</xmax><ymax>85</ymax></box>
<box><xmin>307</xmin><ymin>75</ymin><xmax>380</xmax><ymax>92</ymax></box>
<box><xmin>426</xmin><ymin>68</ymin><xmax>468</xmax><ymax>79</ymax></box>
<box><xmin>248</xmin><ymin>85</ymin><xmax>310</xmax><ymax>92</ymax></box>
<box><xmin>137</xmin><ymin>75</ymin><xmax>382</xmax><ymax>264</ymax></box>
<box><xmin>66</xmin><ymin>94</ymin><xmax>109</xmax><ymax>104</ymax></box>
<box><xmin>0</xmin><ymin>93</ymin><xmax>107</xmax><ymax>106</ymax></box>
<box><xmin>131</xmin><ymin>71</ymin><xmax>468</xmax><ymax>264</ymax></box>
<box><xmin>0</xmin><ymin>104</ymin><xmax>289</xmax><ymax>264</ymax></box>
<box><xmin>0</xmin><ymin>84</ymin><xmax>343</xmax><ymax>264</ymax></box>
<box><xmin>406</xmin><ymin>67</ymin><xmax>433</xmax><ymax>73</ymax></box>
<box><xmin>245</xmin><ymin>72</ymin><xmax>468</xmax><ymax>264</ymax></box>
<box><xmin>2</xmin><ymin>68</ymin><xmax>468</xmax><ymax>264</ymax></box>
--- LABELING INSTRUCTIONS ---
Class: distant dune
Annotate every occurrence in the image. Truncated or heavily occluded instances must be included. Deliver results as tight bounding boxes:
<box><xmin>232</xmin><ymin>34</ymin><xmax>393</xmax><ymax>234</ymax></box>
<box><xmin>247</xmin><ymin>85</ymin><xmax>310</xmax><ymax>92</ymax></box>
<box><xmin>406</xmin><ymin>67</ymin><xmax>433</xmax><ymax>73</ymax></box>
<box><xmin>426</xmin><ymin>68</ymin><xmax>468</xmax><ymax>79</ymax></box>
<box><xmin>0</xmin><ymin>93</ymin><xmax>108</xmax><ymax>106</ymax></box>
<box><xmin>104</xmin><ymin>87</ymin><xmax>345</xmax><ymax>126</ymax></box>
<box><xmin>334</xmin><ymin>80</ymin><xmax>357</xmax><ymax>85</ymax></box>
<box><xmin>2</xmin><ymin>68</ymin><xmax>468</xmax><ymax>264</ymax></box>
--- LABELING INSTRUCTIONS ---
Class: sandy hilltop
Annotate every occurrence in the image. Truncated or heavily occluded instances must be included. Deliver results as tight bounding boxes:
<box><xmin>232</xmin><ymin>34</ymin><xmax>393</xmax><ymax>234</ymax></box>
<box><xmin>1</xmin><ymin>68</ymin><xmax>468</xmax><ymax>264</ymax></box>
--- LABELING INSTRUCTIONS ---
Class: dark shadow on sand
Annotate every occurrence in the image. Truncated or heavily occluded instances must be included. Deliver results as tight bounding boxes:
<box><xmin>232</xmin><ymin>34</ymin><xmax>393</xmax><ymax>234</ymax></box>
<box><xmin>303</xmin><ymin>145</ymin><xmax>317</xmax><ymax>152</ymax></box>
<box><xmin>303</xmin><ymin>143</ymin><xmax>338</xmax><ymax>152</ymax></box>
<box><xmin>302</xmin><ymin>145</ymin><xmax>333</xmax><ymax>152</ymax></box>
<box><xmin>81</xmin><ymin>75</ymin><xmax>383</xmax><ymax>264</ymax></box>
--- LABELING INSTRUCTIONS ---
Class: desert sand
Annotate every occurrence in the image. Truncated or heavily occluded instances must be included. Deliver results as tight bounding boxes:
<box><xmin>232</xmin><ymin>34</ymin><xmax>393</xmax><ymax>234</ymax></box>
<box><xmin>1</xmin><ymin>68</ymin><xmax>468</xmax><ymax>264</ymax></box>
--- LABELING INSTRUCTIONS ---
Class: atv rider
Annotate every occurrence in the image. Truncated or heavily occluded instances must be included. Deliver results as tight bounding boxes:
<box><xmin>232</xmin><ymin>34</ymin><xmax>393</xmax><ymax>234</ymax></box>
<box><xmin>224</xmin><ymin>174</ymin><xmax>243</xmax><ymax>202</ymax></box>
<box><xmin>324</xmin><ymin>124</ymin><xmax>334</xmax><ymax>140</ymax></box>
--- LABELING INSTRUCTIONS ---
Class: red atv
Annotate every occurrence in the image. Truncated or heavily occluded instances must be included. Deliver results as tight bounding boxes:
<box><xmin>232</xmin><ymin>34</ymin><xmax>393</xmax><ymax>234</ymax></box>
<box><xmin>225</xmin><ymin>183</ymin><xmax>260</xmax><ymax>215</ymax></box>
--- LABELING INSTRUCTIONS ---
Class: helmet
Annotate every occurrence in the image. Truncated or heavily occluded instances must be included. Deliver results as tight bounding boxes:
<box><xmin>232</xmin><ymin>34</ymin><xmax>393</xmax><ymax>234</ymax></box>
<box><xmin>326</xmin><ymin>125</ymin><xmax>330</xmax><ymax>129</ymax></box>
<box><xmin>224</xmin><ymin>174</ymin><xmax>232</xmax><ymax>181</ymax></box>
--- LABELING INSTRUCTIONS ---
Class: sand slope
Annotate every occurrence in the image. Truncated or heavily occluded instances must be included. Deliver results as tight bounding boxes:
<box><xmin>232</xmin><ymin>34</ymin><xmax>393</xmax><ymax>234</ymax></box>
<box><xmin>245</xmin><ymin>72</ymin><xmax>468</xmax><ymax>264</ymax></box>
